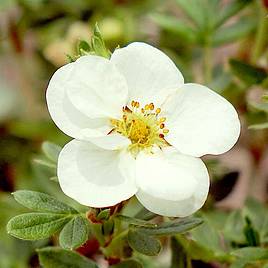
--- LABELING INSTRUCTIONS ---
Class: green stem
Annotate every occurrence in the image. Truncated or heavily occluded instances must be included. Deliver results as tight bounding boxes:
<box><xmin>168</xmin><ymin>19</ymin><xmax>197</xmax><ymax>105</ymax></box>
<box><xmin>251</xmin><ymin>2</ymin><xmax>268</xmax><ymax>64</ymax></box>
<box><xmin>186</xmin><ymin>256</ymin><xmax>192</xmax><ymax>268</ymax></box>
<box><xmin>102</xmin><ymin>229</ymin><xmax>128</xmax><ymax>257</ymax></box>
<box><xmin>203</xmin><ymin>42</ymin><xmax>212</xmax><ymax>84</ymax></box>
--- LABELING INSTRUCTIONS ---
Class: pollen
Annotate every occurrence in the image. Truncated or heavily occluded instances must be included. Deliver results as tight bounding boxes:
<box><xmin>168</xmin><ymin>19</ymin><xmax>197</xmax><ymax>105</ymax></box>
<box><xmin>110</xmin><ymin>100</ymin><xmax>169</xmax><ymax>155</ymax></box>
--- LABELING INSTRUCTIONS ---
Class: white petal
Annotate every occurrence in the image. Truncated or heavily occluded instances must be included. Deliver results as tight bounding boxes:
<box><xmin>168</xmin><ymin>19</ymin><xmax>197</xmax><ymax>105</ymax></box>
<box><xmin>111</xmin><ymin>42</ymin><xmax>184</xmax><ymax>107</ymax></box>
<box><xmin>163</xmin><ymin>83</ymin><xmax>240</xmax><ymax>157</ymax></box>
<box><xmin>83</xmin><ymin>132</ymin><xmax>130</xmax><ymax>150</ymax></box>
<box><xmin>135</xmin><ymin>147</ymin><xmax>209</xmax><ymax>217</ymax></box>
<box><xmin>67</xmin><ymin>55</ymin><xmax>128</xmax><ymax>119</ymax></box>
<box><xmin>58</xmin><ymin>140</ymin><xmax>137</xmax><ymax>207</ymax></box>
<box><xmin>46</xmin><ymin>63</ymin><xmax>107</xmax><ymax>139</ymax></box>
<box><xmin>80</xmin><ymin>126</ymin><xmax>130</xmax><ymax>150</ymax></box>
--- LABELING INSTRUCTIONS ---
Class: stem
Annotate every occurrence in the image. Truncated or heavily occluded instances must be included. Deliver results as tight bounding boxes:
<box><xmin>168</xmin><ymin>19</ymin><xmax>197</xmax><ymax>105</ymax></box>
<box><xmin>186</xmin><ymin>256</ymin><xmax>192</xmax><ymax>268</ymax></box>
<box><xmin>251</xmin><ymin>2</ymin><xmax>268</xmax><ymax>64</ymax></box>
<box><xmin>102</xmin><ymin>229</ymin><xmax>128</xmax><ymax>257</ymax></box>
<box><xmin>203</xmin><ymin>42</ymin><xmax>212</xmax><ymax>84</ymax></box>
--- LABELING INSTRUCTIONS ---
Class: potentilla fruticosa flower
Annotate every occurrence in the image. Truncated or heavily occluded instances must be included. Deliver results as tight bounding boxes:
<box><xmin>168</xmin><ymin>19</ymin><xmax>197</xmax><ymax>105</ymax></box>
<box><xmin>46</xmin><ymin>43</ymin><xmax>240</xmax><ymax>217</ymax></box>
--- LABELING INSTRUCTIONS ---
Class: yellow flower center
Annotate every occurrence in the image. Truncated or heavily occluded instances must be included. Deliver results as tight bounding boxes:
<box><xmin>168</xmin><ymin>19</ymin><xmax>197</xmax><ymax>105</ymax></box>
<box><xmin>110</xmin><ymin>100</ymin><xmax>169</xmax><ymax>155</ymax></box>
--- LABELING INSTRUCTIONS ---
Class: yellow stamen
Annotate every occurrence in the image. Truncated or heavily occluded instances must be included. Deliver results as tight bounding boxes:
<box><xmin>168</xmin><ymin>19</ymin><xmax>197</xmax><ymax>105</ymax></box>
<box><xmin>149</xmin><ymin>103</ymin><xmax>154</xmax><ymax>110</ymax></box>
<box><xmin>159</xmin><ymin>117</ymin><xmax>166</xmax><ymax>123</ymax></box>
<box><xmin>156</xmin><ymin>108</ymin><xmax>161</xmax><ymax>114</ymax></box>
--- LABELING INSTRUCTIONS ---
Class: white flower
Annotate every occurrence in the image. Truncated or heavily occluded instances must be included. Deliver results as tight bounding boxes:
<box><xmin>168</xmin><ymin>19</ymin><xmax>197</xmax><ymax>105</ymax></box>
<box><xmin>46</xmin><ymin>42</ymin><xmax>240</xmax><ymax>217</ymax></box>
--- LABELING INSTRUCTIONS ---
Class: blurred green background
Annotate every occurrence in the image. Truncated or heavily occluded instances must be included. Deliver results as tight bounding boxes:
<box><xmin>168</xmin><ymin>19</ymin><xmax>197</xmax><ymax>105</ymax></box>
<box><xmin>0</xmin><ymin>0</ymin><xmax>268</xmax><ymax>267</ymax></box>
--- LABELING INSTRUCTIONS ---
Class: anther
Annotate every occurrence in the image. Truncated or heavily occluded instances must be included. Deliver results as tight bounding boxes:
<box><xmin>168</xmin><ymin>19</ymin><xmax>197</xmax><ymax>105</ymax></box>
<box><xmin>149</xmin><ymin>103</ymin><xmax>154</xmax><ymax>110</ymax></box>
<box><xmin>135</xmin><ymin>102</ymin><xmax>140</xmax><ymax>108</ymax></box>
<box><xmin>145</xmin><ymin>104</ymin><xmax>149</xmax><ymax>110</ymax></box>
<box><xmin>163</xmin><ymin>129</ymin><xmax>169</xmax><ymax>134</ymax></box>
<box><xmin>141</xmin><ymin>108</ymin><xmax>145</xmax><ymax>113</ymax></box>
<box><xmin>160</xmin><ymin>123</ymin><xmax>165</xmax><ymax>129</ymax></box>
<box><xmin>156</xmin><ymin>108</ymin><xmax>161</xmax><ymax>114</ymax></box>
<box><xmin>131</xmin><ymin>100</ymin><xmax>135</xmax><ymax>107</ymax></box>
<box><xmin>159</xmin><ymin>117</ymin><xmax>166</xmax><ymax>123</ymax></box>
<box><xmin>159</xmin><ymin>133</ymin><xmax>164</xmax><ymax>138</ymax></box>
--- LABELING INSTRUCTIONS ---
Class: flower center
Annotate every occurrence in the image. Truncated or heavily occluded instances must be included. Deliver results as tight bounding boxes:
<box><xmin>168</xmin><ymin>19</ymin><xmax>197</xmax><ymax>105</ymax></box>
<box><xmin>110</xmin><ymin>100</ymin><xmax>169</xmax><ymax>155</ymax></box>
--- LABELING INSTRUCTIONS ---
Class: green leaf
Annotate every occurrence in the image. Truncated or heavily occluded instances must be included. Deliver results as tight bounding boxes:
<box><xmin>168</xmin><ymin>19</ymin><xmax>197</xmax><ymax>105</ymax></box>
<box><xmin>7</xmin><ymin>213</ymin><xmax>71</xmax><ymax>240</ymax></box>
<box><xmin>230</xmin><ymin>247</ymin><xmax>268</xmax><ymax>268</ymax></box>
<box><xmin>249</xmin><ymin>102</ymin><xmax>268</xmax><ymax>113</ymax></box>
<box><xmin>214</xmin><ymin>0</ymin><xmax>253</xmax><ymax>28</ymax></box>
<box><xmin>90</xmin><ymin>23</ymin><xmax>111</xmax><ymax>58</ymax></box>
<box><xmin>191</xmin><ymin>219</ymin><xmax>224</xmax><ymax>254</ymax></box>
<box><xmin>102</xmin><ymin>218</ymin><xmax>114</xmax><ymax>236</ymax></box>
<box><xmin>243</xmin><ymin>217</ymin><xmax>260</xmax><ymax>246</ymax></box>
<box><xmin>33</xmin><ymin>157</ymin><xmax>56</xmax><ymax>169</ymax></box>
<box><xmin>223</xmin><ymin>210</ymin><xmax>245</xmax><ymax>243</ymax></box>
<box><xmin>229</xmin><ymin>59</ymin><xmax>267</xmax><ymax>85</ymax></box>
<box><xmin>96</xmin><ymin>209</ymin><xmax>110</xmax><ymax>221</ymax></box>
<box><xmin>13</xmin><ymin>190</ymin><xmax>78</xmax><ymax>214</ymax></box>
<box><xmin>133</xmin><ymin>217</ymin><xmax>203</xmax><ymax>236</ymax></box>
<box><xmin>213</xmin><ymin>17</ymin><xmax>256</xmax><ymax>46</ymax></box>
<box><xmin>117</xmin><ymin>215</ymin><xmax>157</xmax><ymax>227</ymax></box>
<box><xmin>150</xmin><ymin>14</ymin><xmax>197</xmax><ymax>43</ymax></box>
<box><xmin>244</xmin><ymin>198</ymin><xmax>268</xmax><ymax>243</ymax></box>
<box><xmin>38</xmin><ymin>247</ymin><xmax>98</xmax><ymax>268</ymax></box>
<box><xmin>128</xmin><ymin>229</ymin><xmax>161</xmax><ymax>256</ymax></box>
<box><xmin>59</xmin><ymin>216</ymin><xmax>90</xmax><ymax>249</ymax></box>
<box><xmin>134</xmin><ymin>207</ymin><xmax>157</xmax><ymax>221</ymax></box>
<box><xmin>42</xmin><ymin>141</ymin><xmax>61</xmax><ymax>163</ymax></box>
<box><xmin>78</xmin><ymin>40</ymin><xmax>91</xmax><ymax>56</ymax></box>
<box><xmin>111</xmin><ymin>259</ymin><xmax>143</xmax><ymax>268</ymax></box>
<box><xmin>176</xmin><ymin>235</ymin><xmax>220</xmax><ymax>262</ymax></box>
<box><xmin>248</xmin><ymin>122</ymin><xmax>268</xmax><ymax>130</ymax></box>
<box><xmin>174</xmin><ymin>0</ymin><xmax>206</xmax><ymax>28</ymax></box>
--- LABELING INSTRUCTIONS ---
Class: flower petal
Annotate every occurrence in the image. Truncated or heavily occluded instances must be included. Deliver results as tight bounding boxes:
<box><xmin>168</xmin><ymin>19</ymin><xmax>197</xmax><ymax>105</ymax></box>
<box><xmin>110</xmin><ymin>42</ymin><xmax>184</xmax><ymax>107</ymax></box>
<box><xmin>135</xmin><ymin>147</ymin><xmax>209</xmax><ymax>217</ymax></box>
<box><xmin>66</xmin><ymin>55</ymin><xmax>128</xmax><ymax>119</ymax></box>
<box><xmin>163</xmin><ymin>83</ymin><xmax>240</xmax><ymax>157</ymax></box>
<box><xmin>58</xmin><ymin>140</ymin><xmax>137</xmax><ymax>207</ymax></box>
<box><xmin>46</xmin><ymin>63</ymin><xmax>107</xmax><ymax>139</ymax></box>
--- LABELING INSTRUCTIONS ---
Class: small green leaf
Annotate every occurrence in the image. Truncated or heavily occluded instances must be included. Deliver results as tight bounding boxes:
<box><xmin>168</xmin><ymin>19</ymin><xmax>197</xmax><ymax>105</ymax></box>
<box><xmin>102</xmin><ymin>218</ymin><xmax>114</xmax><ymax>236</ymax></box>
<box><xmin>128</xmin><ymin>229</ymin><xmax>161</xmax><ymax>256</ymax></box>
<box><xmin>37</xmin><ymin>247</ymin><xmax>98</xmax><ymax>268</ymax></box>
<box><xmin>150</xmin><ymin>14</ymin><xmax>197</xmax><ymax>43</ymax></box>
<box><xmin>78</xmin><ymin>40</ymin><xmax>91</xmax><ymax>55</ymax></box>
<box><xmin>33</xmin><ymin>158</ymin><xmax>56</xmax><ymax>169</ymax></box>
<box><xmin>213</xmin><ymin>17</ymin><xmax>256</xmax><ymax>46</ymax></box>
<box><xmin>59</xmin><ymin>216</ymin><xmax>90</xmax><ymax>249</ymax></box>
<box><xmin>117</xmin><ymin>215</ymin><xmax>157</xmax><ymax>227</ymax></box>
<box><xmin>90</xmin><ymin>23</ymin><xmax>111</xmax><ymax>58</ymax></box>
<box><xmin>214</xmin><ymin>0</ymin><xmax>253</xmax><ymax>28</ymax></box>
<box><xmin>7</xmin><ymin>213</ymin><xmax>71</xmax><ymax>240</ymax></box>
<box><xmin>49</xmin><ymin>176</ymin><xmax>59</xmax><ymax>182</ymax></box>
<box><xmin>134</xmin><ymin>207</ymin><xmax>157</xmax><ymax>221</ymax></box>
<box><xmin>133</xmin><ymin>217</ymin><xmax>203</xmax><ymax>236</ymax></box>
<box><xmin>249</xmin><ymin>122</ymin><xmax>268</xmax><ymax>130</ymax></box>
<box><xmin>230</xmin><ymin>247</ymin><xmax>268</xmax><ymax>268</ymax></box>
<box><xmin>229</xmin><ymin>59</ymin><xmax>267</xmax><ymax>85</ymax></box>
<box><xmin>42</xmin><ymin>141</ymin><xmax>61</xmax><ymax>163</ymax></box>
<box><xmin>96</xmin><ymin>209</ymin><xmax>110</xmax><ymax>221</ymax></box>
<box><xmin>223</xmin><ymin>210</ymin><xmax>245</xmax><ymax>243</ymax></box>
<box><xmin>174</xmin><ymin>0</ymin><xmax>206</xmax><ymax>28</ymax></box>
<box><xmin>243</xmin><ymin>217</ymin><xmax>260</xmax><ymax>246</ymax></box>
<box><xmin>13</xmin><ymin>190</ymin><xmax>77</xmax><ymax>214</ymax></box>
<box><xmin>111</xmin><ymin>259</ymin><xmax>143</xmax><ymax>268</ymax></box>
